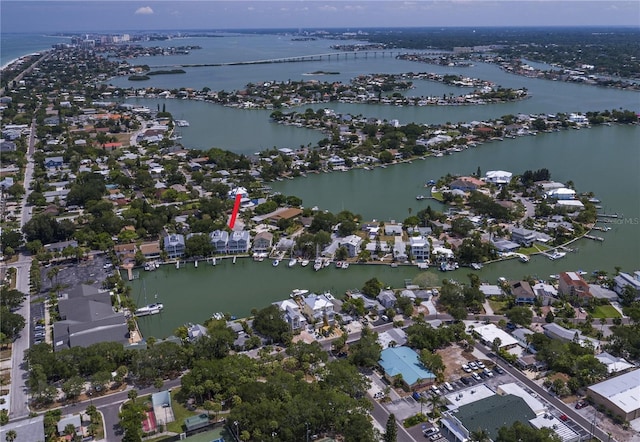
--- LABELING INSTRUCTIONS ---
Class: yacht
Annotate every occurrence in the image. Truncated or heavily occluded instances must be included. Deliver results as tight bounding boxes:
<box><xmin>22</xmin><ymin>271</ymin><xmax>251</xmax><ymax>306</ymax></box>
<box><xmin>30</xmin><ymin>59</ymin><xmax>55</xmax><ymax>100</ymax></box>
<box><xmin>300</xmin><ymin>259</ymin><xmax>310</xmax><ymax>267</ymax></box>
<box><xmin>290</xmin><ymin>289</ymin><xmax>309</xmax><ymax>298</ymax></box>
<box><xmin>341</xmin><ymin>262</ymin><xmax>349</xmax><ymax>269</ymax></box>
<box><xmin>135</xmin><ymin>303</ymin><xmax>164</xmax><ymax>317</ymax></box>
<box><xmin>313</xmin><ymin>258</ymin><xmax>323</xmax><ymax>271</ymax></box>
<box><xmin>548</xmin><ymin>251</ymin><xmax>566</xmax><ymax>260</ymax></box>
<box><xmin>335</xmin><ymin>261</ymin><xmax>343</xmax><ymax>269</ymax></box>
<box><xmin>416</xmin><ymin>195</ymin><xmax>426</xmax><ymax>201</ymax></box>
<box><xmin>288</xmin><ymin>258</ymin><xmax>298</xmax><ymax>268</ymax></box>
<box><xmin>519</xmin><ymin>255</ymin><xmax>530</xmax><ymax>263</ymax></box>
<box><xmin>272</xmin><ymin>259</ymin><xmax>280</xmax><ymax>267</ymax></box>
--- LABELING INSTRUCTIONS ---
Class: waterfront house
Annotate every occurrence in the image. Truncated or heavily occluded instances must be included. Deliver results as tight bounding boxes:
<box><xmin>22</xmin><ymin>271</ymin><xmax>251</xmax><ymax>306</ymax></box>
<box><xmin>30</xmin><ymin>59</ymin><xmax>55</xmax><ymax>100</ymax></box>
<box><xmin>187</xmin><ymin>323</ymin><xmax>208</xmax><ymax>342</ymax></box>
<box><xmin>273</xmin><ymin>299</ymin><xmax>307</xmax><ymax>331</ymax></box>
<box><xmin>510</xmin><ymin>280</ymin><xmax>536</xmax><ymax>304</ymax></box>
<box><xmin>139</xmin><ymin>241</ymin><xmax>161</xmax><ymax>260</ymax></box>
<box><xmin>450</xmin><ymin>176</ymin><xmax>484</xmax><ymax>192</ymax></box>
<box><xmin>252</xmin><ymin>231</ymin><xmax>273</xmax><ymax>254</ymax></box>
<box><xmin>114</xmin><ymin>242</ymin><xmax>137</xmax><ymax>260</ymax></box>
<box><xmin>558</xmin><ymin>271</ymin><xmax>591</xmax><ymax>304</ymax></box>
<box><xmin>209</xmin><ymin>230</ymin><xmax>229</xmax><ymax>253</ymax></box>
<box><xmin>228</xmin><ymin>231</ymin><xmax>251</xmax><ymax>254</ymax></box>
<box><xmin>547</xmin><ymin>187</ymin><xmax>577</xmax><ymax>200</ymax></box>
<box><xmin>479</xmin><ymin>284</ymin><xmax>503</xmax><ymax>298</ymax></box>
<box><xmin>485</xmin><ymin>170</ymin><xmax>513</xmax><ymax>184</ymax></box>
<box><xmin>511</xmin><ymin>227</ymin><xmax>537</xmax><ymax>247</ymax></box>
<box><xmin>301</xmin><ymin>293</ymin><xmax>335</xmax><ymax>325</ymax></box>
<box><xmin>377</xmin><ymin>289</ymin><xmax>397</xmax><ymax>309</ymax></box>
<box><xmin>409</xmin><ymin>236</ymin><xmax>430</xmax><ymax>262</ymax></box>
<box><xmin>613</xmin><ymin>271</ymin><xmax>640</xmax><ymax>300</ymax></box>
<box><xmin>338</xmin><ymin>234</ymin><xmax>363</xmax><ymax>258</ymax></box>
<box><xmin>163</xmin><ymin>234</ymin><xmax>186</xmax><ymax>259</ymax></box>
<box><xmin>384</xmin><ymin>223</ymin><xmax>403</xmax><ymax>236</ymax></box>
<box><xmin>349</xmin><ymin>293</ymin><xmax>385</xmax><ymax>315</ymax></box>
<box><xmin>492</xmin><ymin>238</ymin><xmax>521</xmax><ymax>252</ymax></box>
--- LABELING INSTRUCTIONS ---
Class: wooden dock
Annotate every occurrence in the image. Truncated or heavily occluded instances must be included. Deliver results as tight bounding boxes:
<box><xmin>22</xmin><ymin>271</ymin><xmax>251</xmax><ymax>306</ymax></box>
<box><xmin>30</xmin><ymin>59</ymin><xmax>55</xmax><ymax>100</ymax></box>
<box><xmin>584</xmin><ymin>234</ymin><xmax>605</xmax><ymax>242</ymax></box>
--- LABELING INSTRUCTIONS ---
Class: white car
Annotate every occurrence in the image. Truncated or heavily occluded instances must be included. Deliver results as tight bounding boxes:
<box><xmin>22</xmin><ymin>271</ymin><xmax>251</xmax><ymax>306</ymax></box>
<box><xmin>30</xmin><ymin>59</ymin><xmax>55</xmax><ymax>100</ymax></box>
<box><xmin>476</xmin><ymin>360</ymin><xmax>486</xmax><ymax>369</ymax></box>
<box><xmin>483</xmin><ymin>368</ymin><xmax>494</xmax><ymax>377</ymax></box>
<box><xmin>444</xmin><ymin>382</ymin><xmax>454</xmax><ymax>392</ymax></box>
<box><xmin>431</xmin><ymin>385</ymin><xmax>441</xmax><ymax>395</ymax></box>
<box><xmin>462</xmin><ymin>364</ymin><xmax>472</xmax><ymax>373</ymax></box>
<box><xmin>472</xmin><ymin>372</ymin><xmax>482</xmax><ymax>381</ymax></box>
<box><xmin>423</xmin><ymin>427</ymin><xmax>439</xmax><ymax>437</ymax></box>
<box><xmin>469</xmin><ymin>362</ymin><xmax>478</xmax><ymax>370</ymax></box>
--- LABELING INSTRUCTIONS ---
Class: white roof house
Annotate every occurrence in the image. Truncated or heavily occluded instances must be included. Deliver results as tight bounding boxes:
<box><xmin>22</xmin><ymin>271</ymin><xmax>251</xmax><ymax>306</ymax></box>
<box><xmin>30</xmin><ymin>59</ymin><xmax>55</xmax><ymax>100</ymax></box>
<box><xmin>595</xmin><ymin>352</ymin><xmax>635</xmax><ymax>374</ymax></box>
<box><xmin>470</xmin><ymin>324</ymin><xmax>518</xmax><ymax>349</ymax></box>
<box><xmin>547</xmin><ymin>187</ymin><xmax>576</xmax><ymax>200</ymax></box>
<box><xmin>485</xmin><ymin>170</ymin><xmax>513</xmax><ymax>184</ymax></box>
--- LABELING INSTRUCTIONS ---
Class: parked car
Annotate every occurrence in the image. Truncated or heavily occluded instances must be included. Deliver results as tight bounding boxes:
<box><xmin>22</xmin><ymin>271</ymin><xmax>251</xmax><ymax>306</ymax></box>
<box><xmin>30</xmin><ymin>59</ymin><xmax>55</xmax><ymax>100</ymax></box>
<box><xmin>575</xmin><ymin>400</ymin><xmax>588</xmax><ymax>409</ymax></box>
<box><xmin>476</xmin><ymin>360</ymin><xmax>486</xmax><ymax>369</ymax></box>
<box><xmin>412</xmin><ymin>391</ymin><xmax>422</xmax><ymax>401</ymax></box>
<box><xmin>444</xmin><ymin>382</ymin><xmax>454</xmax><ymax>392</ymax></box>
<box><xmin>431</xmin><ymin>385</ymin><xmax>441</xmax><ymax>395</ymax></box>
<box><xmin>559</xmin><ymin>414</ymin><xmax>569</xmax><ymax>422</ymax></box>
<box><xmin>472</xmin><ymin>372</ymin><xmax>482</xmax><ymax>381</ymax></box>
<box><xmin>469</xmin><ymin>362</ymin><xmax>478</xmax><ymax>370</ymax></box>
<box><xmin>423</xmin><ymin>427</ymin><xmax>439</xmax><ymax>437</ymax></box>
<box><xmin>460</xmin><ymin>377</ymin><xmax>471</xmax><ymax>385</ymax></box>
<box><xmin>494</xmin><ymin>366</ymin><xmax>505</xmax><ymax>375</ymax></box>
<box><xmin>462</xmin><ymin>364</ymin><xmax>472</xmax><ymax>373</ymax></box>
<box><xmin>483</xmin><ymin>368</ymin><xmax>494</xmax><ymax>377</ymax></box>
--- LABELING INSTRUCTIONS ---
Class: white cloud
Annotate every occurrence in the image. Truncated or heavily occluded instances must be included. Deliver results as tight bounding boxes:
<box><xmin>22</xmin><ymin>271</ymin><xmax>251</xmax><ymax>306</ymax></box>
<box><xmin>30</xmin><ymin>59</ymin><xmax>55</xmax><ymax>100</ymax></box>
<box><xmin>135</xmin><ymin>6</ymin><xmax>154</xmax><ymax>15</ymax></box>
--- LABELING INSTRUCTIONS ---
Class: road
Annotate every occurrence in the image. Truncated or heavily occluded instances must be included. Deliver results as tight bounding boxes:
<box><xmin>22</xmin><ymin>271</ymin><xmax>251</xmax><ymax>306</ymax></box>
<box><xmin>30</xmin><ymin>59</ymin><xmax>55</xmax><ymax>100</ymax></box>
<box><xmin>7</xmin><ymin>117</ymin><xmax>38</xmax><ymax>420</ymax></box>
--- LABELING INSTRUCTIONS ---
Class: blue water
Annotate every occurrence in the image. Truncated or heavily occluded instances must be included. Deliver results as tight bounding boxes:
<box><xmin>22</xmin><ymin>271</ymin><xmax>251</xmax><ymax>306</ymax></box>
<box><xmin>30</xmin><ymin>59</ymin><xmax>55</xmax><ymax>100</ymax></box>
<box><xmin>0</xmin><ymin>33</ymin><xmax>69</xmax><ymax>67</ymax></box>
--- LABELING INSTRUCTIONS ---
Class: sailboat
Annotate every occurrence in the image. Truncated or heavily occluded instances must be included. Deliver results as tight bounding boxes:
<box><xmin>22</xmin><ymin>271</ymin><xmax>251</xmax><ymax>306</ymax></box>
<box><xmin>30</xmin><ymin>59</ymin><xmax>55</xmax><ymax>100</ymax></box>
<box><xmin>135</xmin><ymin>280</ymin><xmax>163</xmax><ymax>317</ymax></box>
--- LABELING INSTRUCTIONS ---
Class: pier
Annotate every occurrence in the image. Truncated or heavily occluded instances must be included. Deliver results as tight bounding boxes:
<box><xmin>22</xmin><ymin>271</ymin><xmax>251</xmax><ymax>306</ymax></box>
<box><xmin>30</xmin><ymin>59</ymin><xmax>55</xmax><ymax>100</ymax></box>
<box><xmin>584</xmin><ymin>234</ymin><xmax>605</xmax><ymax>242</ymax></box>
<box><xmin>597</xmin><ymin>213</ymin><xmax>620</xmax><ymax>218</ymax></box>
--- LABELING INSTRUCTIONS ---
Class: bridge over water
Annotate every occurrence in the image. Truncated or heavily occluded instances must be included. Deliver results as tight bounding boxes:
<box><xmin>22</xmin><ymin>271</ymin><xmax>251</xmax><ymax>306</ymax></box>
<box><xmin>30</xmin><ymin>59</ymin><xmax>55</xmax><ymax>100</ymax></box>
<box><xmin>151</xmin><ymin>50</ymin><xmax>446</xmax><ymax>69</ymax></box>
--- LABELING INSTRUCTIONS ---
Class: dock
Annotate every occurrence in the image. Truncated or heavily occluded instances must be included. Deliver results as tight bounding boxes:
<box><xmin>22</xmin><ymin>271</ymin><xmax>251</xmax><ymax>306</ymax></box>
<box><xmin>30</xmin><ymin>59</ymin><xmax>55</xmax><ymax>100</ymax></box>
<box><xmin>584</xmin><ymin>234</ymin><xmax>605</xmax><ymax>242</ymax></box>
<box><xmin>591</xmin><ymin>226</ymin><xmax>611</xmax><ymax>232</ymax></box>
<box><xmin>597</xmin><ymin>213</ymin><xmax>620</xmax><ymax>218</ymax></box>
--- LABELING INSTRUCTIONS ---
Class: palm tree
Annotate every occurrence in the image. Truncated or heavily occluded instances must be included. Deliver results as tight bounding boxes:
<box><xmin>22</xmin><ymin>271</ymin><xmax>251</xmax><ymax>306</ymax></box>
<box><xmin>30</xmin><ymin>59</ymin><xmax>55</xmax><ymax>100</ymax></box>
<box><xmin>426</xmin><ymin>394</ymin><xmax>445</xmax><ymax>418</ymax></box>
<box><xmin>470</xmin><ymin>428</ymin><xmax>490</xmax><ymax>442</ymax></box>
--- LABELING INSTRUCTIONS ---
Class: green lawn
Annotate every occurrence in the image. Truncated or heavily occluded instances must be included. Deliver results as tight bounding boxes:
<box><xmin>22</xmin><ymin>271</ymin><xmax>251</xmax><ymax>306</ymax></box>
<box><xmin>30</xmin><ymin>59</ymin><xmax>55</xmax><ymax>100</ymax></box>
<box><xmin>590</xmin><ymin>305</ymin><xmax>621</xmax><ymax>319</ymax></box>
<box><xmin>166</xmin><ymin>388</ymin><xmax>200</xmax><ymax>433</ymax></box>
<box><xmin>488</xmin><ymin>299</ymin><xmax>508</xmax><ymax>314</ymax></box>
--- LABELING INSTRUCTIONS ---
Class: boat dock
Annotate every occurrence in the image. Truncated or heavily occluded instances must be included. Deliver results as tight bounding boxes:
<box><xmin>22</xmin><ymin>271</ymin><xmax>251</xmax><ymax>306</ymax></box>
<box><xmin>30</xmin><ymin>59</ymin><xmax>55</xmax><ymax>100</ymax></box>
<box><xmin>591</xmin><ymin>226</ymin><xmax>612</xmax><ymax>232</ymax></box>
<box><xmin>584</xmin><ymin>234</ymin><xmax>605</xmax><ymax>242</ymax></box>
<box><xmin>597</xmin><ymin>213</ymin><xmax>620</xmax><ymax>218</ymax></box>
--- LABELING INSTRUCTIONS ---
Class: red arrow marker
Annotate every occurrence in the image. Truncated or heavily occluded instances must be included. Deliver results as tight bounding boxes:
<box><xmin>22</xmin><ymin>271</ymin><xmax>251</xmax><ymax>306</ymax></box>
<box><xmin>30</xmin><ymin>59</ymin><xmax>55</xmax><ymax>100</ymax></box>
<box><xmin>228</xmin><ymin>193</ymin><xmax>242</xmax><ymax>229</ymax></box>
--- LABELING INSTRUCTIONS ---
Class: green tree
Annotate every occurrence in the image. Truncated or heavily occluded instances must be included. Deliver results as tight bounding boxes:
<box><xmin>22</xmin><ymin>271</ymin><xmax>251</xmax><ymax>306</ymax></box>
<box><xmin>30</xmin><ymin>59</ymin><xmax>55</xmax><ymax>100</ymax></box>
<box><xmin>348</xmin><ymin>327</ymin><xmax>382</xmax><ymax>368</ymax></box>
<box><xmin>252</xmin><ymin>304</ymin><xmax>289</xmax><ymax>344</ymax></box>
<box><xmin>362</xmin><ymin>277</ymin><xmax>383</xmax><ymax>297</ymax></box>
<box><xmin>505</xmin><ymin>306</ymin><xmax>533</xmax><ymax>327</ymax></box>
<box><xmin>384</xmin><ymin>414</ymin><xmax>397</xmax><ymax>442</ymax></box>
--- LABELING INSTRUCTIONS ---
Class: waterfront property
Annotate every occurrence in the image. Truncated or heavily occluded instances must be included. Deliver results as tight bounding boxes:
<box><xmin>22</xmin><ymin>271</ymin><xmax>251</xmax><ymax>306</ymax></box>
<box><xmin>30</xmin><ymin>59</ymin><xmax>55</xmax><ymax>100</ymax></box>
<box><xmin>558</xmin><ymin>271</ymin><xmax>592</xmax><ymax>304</ymax></box>
<box><xmin>613</xmin><ymin>271</ymin><xmax>640</xmax><ymax>299</ymax></box>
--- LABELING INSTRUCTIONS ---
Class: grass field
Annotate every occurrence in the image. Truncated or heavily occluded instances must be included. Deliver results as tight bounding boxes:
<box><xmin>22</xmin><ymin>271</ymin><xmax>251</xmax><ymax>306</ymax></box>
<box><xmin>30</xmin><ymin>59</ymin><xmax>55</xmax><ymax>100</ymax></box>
<box><xmin>488</xmin><ymin>299</ymin><xmax>508</xmax><ymax>314</ymax></box>
<box><xmin>590</xmin><ymin>305</ymin><xmax>621</xmax><ymax>319</ymax></box>
<box><xmin>166</xmin><ymin>388</ymin><xmax>200</xmax><ymax>433</ymax></box>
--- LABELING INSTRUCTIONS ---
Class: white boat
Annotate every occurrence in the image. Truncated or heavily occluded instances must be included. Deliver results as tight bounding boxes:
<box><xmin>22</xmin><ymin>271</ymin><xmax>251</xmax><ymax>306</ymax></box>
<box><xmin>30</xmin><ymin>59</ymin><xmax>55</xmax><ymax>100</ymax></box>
<box><xmin>519</xmin><ymin>255</ymin><xmax>530</xmax><ymax>263</ymax></box>
<box><xmin>175</xmin><ymin>120</ymin><xmax>190</xmax><ymax>127</ymax></box>
<box><xmin>416</xmin><ymin>195</ymin><xmax>426</xmax><ymax>200</ymax></box>
<box><xmin>470</xmin><ymin>263</ymin><xmax>483</xmax><ymax>270</ymax></box>
<box><xmin>341</xmin><ymin>262</ymin><xmax>349</xmax><ymax>269</ymax></box>
<box><xmin>323</xmin><ymin>259</ymin><xmax>331</xmax><ymax>268</ymax></box>
<box><xmin>135</xmin><ymin>302</ymin><xmax>163</xmax><ymax>317</ymax></box>
<box><xmin>273</xmin><ymin>259</ymin><xmax>280</xmax><ymax>267</ymax></box>
<box><xmin>300</xmin><ymin>259</ymin><xmax>310</xmax><ymax>267</ymax></box>
<box><xmin>548</xmin><ymin>251</ymin><xmax>566</xmax><ymax>260</ymax></box>
<box><xmin>313</xmin><ymin>258</ymin><xmax>323</xmax><ymax>271</ymax></box>
<box><xmin>290</xmin><ymin>289</ymin><xmax>309</xmax><ymax>298</ymax></box>
<box><xmin>335</xmin><ymin>261</ymin><xmax>343</xmax><ymax>269</ymax></box>
<box><xmin>144</xmin><ymin>262</ymin><xmax>155</xmax><ymax>271</ymax></box>
<box><xmin>288</xmin><ymin>258</ymin><xmax>297</xmax><ymax>268</ymax></box>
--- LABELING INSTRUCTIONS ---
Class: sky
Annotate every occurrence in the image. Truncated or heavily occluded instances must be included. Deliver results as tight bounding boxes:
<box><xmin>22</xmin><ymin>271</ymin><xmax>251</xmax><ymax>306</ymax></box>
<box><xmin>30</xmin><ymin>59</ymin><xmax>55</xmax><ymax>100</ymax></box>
<box><xmin>1</xmin><ymin>1</ymin><xmax>639</xmax><ymax>33</ymax></box>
